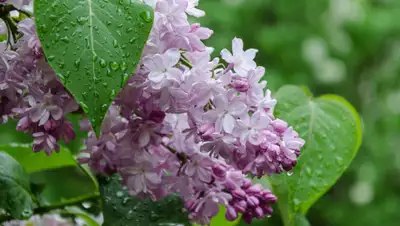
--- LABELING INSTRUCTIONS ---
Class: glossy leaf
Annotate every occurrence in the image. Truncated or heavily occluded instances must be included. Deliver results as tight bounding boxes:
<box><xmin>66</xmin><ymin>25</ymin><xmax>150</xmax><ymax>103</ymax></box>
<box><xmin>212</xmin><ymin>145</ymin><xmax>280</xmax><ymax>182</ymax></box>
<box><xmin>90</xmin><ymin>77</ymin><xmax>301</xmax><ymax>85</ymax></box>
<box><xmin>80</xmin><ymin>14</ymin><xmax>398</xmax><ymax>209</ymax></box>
<box><xmin>31</xmin><ymin>166</ymin><xmax>99</xmax><ymax>206</ymax></box>
<box><xmin>0</xmin><ymin>144</ymin><xmax>99</xmax><ymax>207</ymax></box>
<box><xmin>0</xmin><ymin>152</ymin><xmax>34</xmax><ymax>220</ymax></box>
<box><xmin>99</xmin><ymin>175</ymin><xmax>190</xmax><ymax>226</ymax></box>
<box><xmin>34</xmin><ymin>0</ymin><xmax>154</xmax><ymax>135</ymax></box>
<box><xmin>269</xmin><ymin>85</ymin><xmax>362</xmax><ymax>225</ymax></box>
<box><xmin>0</xmin><ymin>143</ymin><xmax>76</xmax><ymax>173</ymax></box>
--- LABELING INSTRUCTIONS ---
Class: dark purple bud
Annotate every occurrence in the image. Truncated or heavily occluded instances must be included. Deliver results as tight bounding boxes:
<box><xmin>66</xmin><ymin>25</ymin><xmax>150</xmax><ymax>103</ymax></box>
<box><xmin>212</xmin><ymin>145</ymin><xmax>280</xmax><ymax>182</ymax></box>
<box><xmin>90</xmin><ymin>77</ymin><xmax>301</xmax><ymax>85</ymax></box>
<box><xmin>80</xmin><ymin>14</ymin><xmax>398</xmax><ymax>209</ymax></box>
<box><xmin>230</xmin><ymin>77</ymin><xmax>250</xmax><ymax>92</ymax></box>
<box><xmin>233</xmin><ymin>200</ymin><xmax>247</xmax><ymax>213</ymax></box>
<box><xmin>263</xmin><ymin>192</ymin><xmax>277</xmax><ymax>203</ymax></box>
<box><xmin>242</xmin><ymin>178</ymin><xmax>252</xmax><ymax>189</ymax></box>
<box><xmin>225</xmin><ymin>205</ymin><xmax>238</xmax><ymax>221</ymax></box>
<box><xmin>149</xmin><ymin>110</ymin><xmax>166</xmax><ymax>123</ymax></box>
<box><xmin>255</xmin><ymin>206</ymin><xmax>264</xmax><ymax>218</ymax></box>
<box><xmin>262</xmin><ymin>205</ymin><xmax>273</xmax><ymax>216</ymax></box>
<box><xmin>232</xmin><ymin>189</ymin><xmax>247</xmax><ymax>200</ymax></box>
<box><xmin>246</xmin><ymin>184</ymin><xmax>263</xmax><ymax>194</ymax></box>
<box><xmin>247</xmin><ymin>196</ymin><xmax>259</xmax><ymax>207</ymax></box>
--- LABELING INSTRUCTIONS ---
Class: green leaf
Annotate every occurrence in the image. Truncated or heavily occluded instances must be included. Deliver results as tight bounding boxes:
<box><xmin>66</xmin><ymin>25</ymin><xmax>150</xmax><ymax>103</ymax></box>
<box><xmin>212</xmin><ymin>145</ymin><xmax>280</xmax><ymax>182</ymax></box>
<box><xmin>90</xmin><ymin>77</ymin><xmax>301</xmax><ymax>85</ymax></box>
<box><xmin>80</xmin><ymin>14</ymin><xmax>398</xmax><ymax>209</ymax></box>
<box><xmin>99</xmin><ymin>175</ymin><xmax>190</xmax><ymax>226</ymax></box>
<box><xmin>0</xmin><ymin>144</ymin><xmax>76</xmax><ymax>173</ymax></box>
<box><xmin>31</xmin><ymin>166</ymin><xmax>99</xmax><ymax>206</ymax></box>
<box><xmin>0</xmin><ymin>152</ymin><xmax>34</xmax><ymax>220</ymax></box>
<box><xmin>269</xmin><ymin>85</ymin><xmax>362</xmax><ymax>225</ymax></box>
<box><xmin>0</xmin><ymin>144</ymin><xmax>99</xmax><ymax>207</ymax></box>
<box><xmin>34</xmin><ymin>0</ymin><xmax>154</xmax><ymax>135</ymax></box>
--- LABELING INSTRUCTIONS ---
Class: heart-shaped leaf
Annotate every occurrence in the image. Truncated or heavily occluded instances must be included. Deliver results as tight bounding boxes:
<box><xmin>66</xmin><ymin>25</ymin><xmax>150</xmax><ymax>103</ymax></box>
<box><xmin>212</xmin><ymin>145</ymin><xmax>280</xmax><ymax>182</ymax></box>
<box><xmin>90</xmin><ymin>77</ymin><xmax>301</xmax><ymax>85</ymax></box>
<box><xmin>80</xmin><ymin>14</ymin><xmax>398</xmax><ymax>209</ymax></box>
<box><xmin>269</xmin><ymin>85</ymin><xmax>362</xmax><ymax>225</ymax></box>
<box><xmin>99</xmin><ymin>175</ymin><xmax>191</xmax><ymax>226</ymax></box>
<box><xmin>0</xmin><ymin>152</ymin><xmax>34</xmax><ymax>220</ymax></box>
<box><xmin>34</xmin><ymin>0</ymin><xmax>154</xmax><ymax>135</ymax></box>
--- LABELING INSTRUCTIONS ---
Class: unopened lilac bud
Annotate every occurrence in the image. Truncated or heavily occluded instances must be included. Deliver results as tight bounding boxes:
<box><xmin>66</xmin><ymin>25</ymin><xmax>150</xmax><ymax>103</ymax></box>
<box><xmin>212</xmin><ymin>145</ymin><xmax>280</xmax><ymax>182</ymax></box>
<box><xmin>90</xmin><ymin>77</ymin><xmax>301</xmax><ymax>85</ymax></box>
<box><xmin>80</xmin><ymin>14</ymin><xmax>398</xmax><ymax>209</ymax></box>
<box><xmin>16</xmin><ymin>116</ymin><xmax>30</xmax><ymax>131</ymax></box>
<box><xmin>234</xmin><ymin>200</ymin><xmax>247</xmax><ymax>213</ymax></box>
<box><xmin>263</xmin><ymin>192</ymin><xmax>277</xmax><ymax>203</ymax></box>
<box><xmin>247</xmin><ymin>196</ymin><xmax>259</xmax><ymax>207</ymax></box>
<box><xmin>198</xmin><ymin>123</ymin><xmax>215</xmax><ymax>141</ymax></box>
<box><xmin>255</xmin><ymin>206</ymin><xmax>264</xmax><ymax>218</ymax></box>
<box><xmin>246</xmin><ymin>184</ymin><xmax>263</xmax><ymax>194</ymax></box>
<box><xmin>262</xmin><ymin>205</ymin><xmax>273</xmax><ymax>216</ymax></box>
<box><xmin>230</xmin><ymin>77</ymin><xmax>249</xmax><ymax>92</ymax></box>
<box><xmin>271</xmin><ymin>119</ymin><xmax>288</xmax><ymax>133</ymax></box>
<box><xmin>149</xmin><ymin>110</ymin><xmax>166</xmax><ymax>123</ymax></box>
<box><xmin>212</xmin><ymin>164</ymin><xmax>226</xmax><ymax>178</ymax></box>
<box><xmin>225</xmin><ymin>205</ymin><xmax>238</xmax><ymax>221</ymax></box>
<box><xmin>242</xmin><ymin>178</ymin><xmax>252</xmax><ymax>189</ymax></box>
<box><xmin>232</xmin><ymin>189</ymin><xmax>247</xmax><ymax>200</ymax></box>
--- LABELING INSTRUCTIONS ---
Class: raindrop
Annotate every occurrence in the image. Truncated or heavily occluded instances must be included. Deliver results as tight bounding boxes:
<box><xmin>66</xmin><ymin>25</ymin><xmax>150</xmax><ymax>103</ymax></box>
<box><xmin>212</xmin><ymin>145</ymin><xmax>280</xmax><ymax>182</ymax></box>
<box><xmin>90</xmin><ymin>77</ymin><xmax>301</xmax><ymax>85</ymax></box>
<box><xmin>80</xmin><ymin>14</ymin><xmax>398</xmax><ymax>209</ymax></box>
<box><xmin>286</xmin><ymin>170</ymin><xmax>294</xmax><ymax>176</ymax></box>
<box><xmin>122</xmin><ymin>197</ymin><xmax>130</xmax><ymax>205</ymax></box>
<box><xmin>140</xmin><ymin>10</ymin><xmax>153</xmax><ymax>23</ymax></box>
<box><xmin>58</xmin><ymin>73</ymin><xmax>66</xmax><ymax>84</ymax></box>
<box><xmin>60</xmin><ymin>36</ymin><xmax>69</xmax><ymax>43</ymax></box>
<box><xmin>335</xmin><ymin>156</ymin><xmax>344</xmax><ymax>167</ymax></box>
<box><xmin>116</xmin><ymin>191</ymin><xmax>124</xmax><ymax>198</ymax></box>
<box><xmin>82</xmin><ymin>202</ymin><xmax>92</xmax><ymax>209</ymax></box>
<box><xmin>93</xmin><ymin>55</ymin><xmax>98</xmax><ymax>62</ymax></box>
<box><xmin>106</xmin><ymin>68</ymin><xmax>112</xmax><ymax>77</ymax></box>
<box><xmin>106</xmin><ymin>21</ymin><xmax>112</xmax><ymax>26</ymax></box>
<box><xmin>129</xmin><ymin>38</ymin><xmax>136</xmax><ymax>44</ymax></box>
<box><xmin>74</xmin><ymin>58</ymin><xmax>81</xmax><ymax>69</ymax></box>
<box><xmin>110</xmin><ymin>61</ymin><xmax>119</xmax><ymax>71</ymax></box>
<box><xmin>122</xmin><ymin>73</ymin><xmax>129</xmax><ymax>86</ymax></box>
<box><xmin>99</xmin><ymin>59</ymin><xmax>107</xmax><ymax>68</ymax></box>
<box><xmin>80</xmin><ymin>101</ymin><xmax>89</xmax><ymax>113</ymax></box>
<box><xmin>117</xmin><ymin>23</ymin><xmax>123</xmax><ymax>28</ymax></box>
<box><xmin>101</xmin><ymin>104</ymin><xmax>108</xmax><ymax>112</ymax></box>
<box><xmin>126</xmin><ymin>27</ymin><xmax>133</xmax><ymax>33</ymax></box>
<box><xmin>102</xmin><ymin>82</ymin><xmax>108</xmax><ymax>88</ymax></box>
<box><xmin>77</xmin><ymin>16</ymin><xmax>89</xmax><ymax>25</ymax></box>
<box><xmin>305</xmin><ymin>167</ymin><xmax>312</xmax><ymax>176</ymax></box>
<box><xmin>109</xmin><ymin>89</ymin><xmax>116</xmax><ymax>100</ymax></box>
<box><xmin>293</xmin><ymin>198</ymin><xmax>301</xmax><ymax>206</ymax></box>
<box><xmin>21</xmin><ymin>209</ymin><xmax>32</xmax><ymax>218</ymax></box>
<box><xmin>113</xmin><ymin>40</ymin><xmax>118</xmax><ymax>48</ymax></box>
<box><xmin>47</xmin><ymin>55</ymin><xmax>56</xmax><ymax>61</ymax></box>
<box><xmin>49</xmin><ymin>14</ymin><xmax>57</xmax><ymax>20</ymax></box>
<box><xmin>82</xmin><ymin>92</ymin><xmax>88</xmax><ymax>100</ymax></box>
<box><xmin>120</xmin><ymin>62</ymin><xmax>127</xmax><ymax>71</ymax></box>
<box><xmin>85</xmin><ymin>37</ymin><xmax>90</xmax><ymax>48</ymax></box>
<box><xmin>94</xmin><ymin>91</ymin><xmax>100</xmax><ymax>98</ymax></box>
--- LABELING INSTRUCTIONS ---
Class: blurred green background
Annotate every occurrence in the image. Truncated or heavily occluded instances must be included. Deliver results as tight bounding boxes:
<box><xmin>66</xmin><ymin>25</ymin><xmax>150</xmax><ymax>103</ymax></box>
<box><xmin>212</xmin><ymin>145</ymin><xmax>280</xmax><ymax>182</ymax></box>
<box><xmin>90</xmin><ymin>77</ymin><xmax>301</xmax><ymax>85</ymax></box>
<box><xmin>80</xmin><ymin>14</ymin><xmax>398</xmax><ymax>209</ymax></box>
<box><xmin>198</xmin><ymin>0</ymin><xmax>400</xmax><ymax>225</ymax></box>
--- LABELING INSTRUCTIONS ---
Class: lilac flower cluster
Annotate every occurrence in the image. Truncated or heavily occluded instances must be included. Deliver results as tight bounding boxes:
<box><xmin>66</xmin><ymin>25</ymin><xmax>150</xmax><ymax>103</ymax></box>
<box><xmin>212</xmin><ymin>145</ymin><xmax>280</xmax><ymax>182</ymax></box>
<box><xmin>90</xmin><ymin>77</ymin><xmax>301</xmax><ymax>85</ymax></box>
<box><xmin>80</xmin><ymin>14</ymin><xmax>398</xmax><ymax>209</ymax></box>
<box><xmin>0</xmin><ymin>0</ymin><xmax>305</xmax><ymax>224</ymax></box>
<box><xmin>0</xmin><ymin>3</ymin><xmax>78</xmax><ymax>155</ymax></box>
<box><xmin>80</xmin><ymin>0</ymin><xmax>304</xmax><ymax>223</ymax></box>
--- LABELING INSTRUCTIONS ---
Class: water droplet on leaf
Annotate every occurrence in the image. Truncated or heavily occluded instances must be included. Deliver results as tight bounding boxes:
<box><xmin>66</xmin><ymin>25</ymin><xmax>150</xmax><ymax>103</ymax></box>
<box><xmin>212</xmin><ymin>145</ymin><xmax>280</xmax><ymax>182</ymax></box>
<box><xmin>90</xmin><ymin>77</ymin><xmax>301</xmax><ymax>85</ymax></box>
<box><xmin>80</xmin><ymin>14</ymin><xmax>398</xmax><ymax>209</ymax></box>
<box><xmin>140</xmin><ymin>10</ymin><xmax>153</xmax><ymax>23</ymax></box>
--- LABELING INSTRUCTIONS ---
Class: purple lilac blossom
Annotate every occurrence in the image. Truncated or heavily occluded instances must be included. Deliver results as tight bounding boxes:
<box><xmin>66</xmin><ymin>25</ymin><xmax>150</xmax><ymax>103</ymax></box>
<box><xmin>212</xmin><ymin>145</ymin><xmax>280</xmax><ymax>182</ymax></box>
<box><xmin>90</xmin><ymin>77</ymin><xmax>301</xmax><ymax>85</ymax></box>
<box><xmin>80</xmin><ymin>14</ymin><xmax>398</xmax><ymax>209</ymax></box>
<box><xmin>0</xmin><ymin>0</ymin><xmax>305</xmax><ymax>224</ymax></box>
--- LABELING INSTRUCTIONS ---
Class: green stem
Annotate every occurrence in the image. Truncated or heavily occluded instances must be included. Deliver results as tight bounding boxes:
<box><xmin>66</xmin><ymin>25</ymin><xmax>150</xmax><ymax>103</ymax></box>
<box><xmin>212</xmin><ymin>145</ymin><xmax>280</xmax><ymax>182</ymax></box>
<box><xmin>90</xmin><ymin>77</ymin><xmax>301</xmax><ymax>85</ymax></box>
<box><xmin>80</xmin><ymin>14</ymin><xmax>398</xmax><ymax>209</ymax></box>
<box><xmin>179</xmin><ymin>56</ymin><xmax>193</xmax><ymax>69</ymax></box>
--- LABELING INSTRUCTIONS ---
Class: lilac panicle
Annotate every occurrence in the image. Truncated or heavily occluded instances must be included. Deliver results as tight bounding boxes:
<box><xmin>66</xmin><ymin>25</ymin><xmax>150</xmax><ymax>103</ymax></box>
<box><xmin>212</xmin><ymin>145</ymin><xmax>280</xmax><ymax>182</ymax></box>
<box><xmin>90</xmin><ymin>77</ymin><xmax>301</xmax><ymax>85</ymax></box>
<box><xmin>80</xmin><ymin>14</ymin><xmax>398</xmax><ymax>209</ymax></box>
<box><xmin>0</xmin><ymin>0</ymin><xmax>305</xmax><ymax>224</ymax></box>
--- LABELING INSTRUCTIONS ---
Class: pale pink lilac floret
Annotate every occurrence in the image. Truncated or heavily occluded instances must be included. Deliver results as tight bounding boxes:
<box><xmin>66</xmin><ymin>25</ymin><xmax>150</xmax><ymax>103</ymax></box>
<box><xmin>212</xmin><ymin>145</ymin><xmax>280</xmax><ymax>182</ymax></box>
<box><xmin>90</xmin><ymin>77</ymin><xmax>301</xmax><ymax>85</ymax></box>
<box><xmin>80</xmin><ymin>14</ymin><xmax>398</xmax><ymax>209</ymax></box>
<box><xmin>0</xmin><ymin>0</ymin><xmax>305</xmax><ymax>224</ymax></box>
